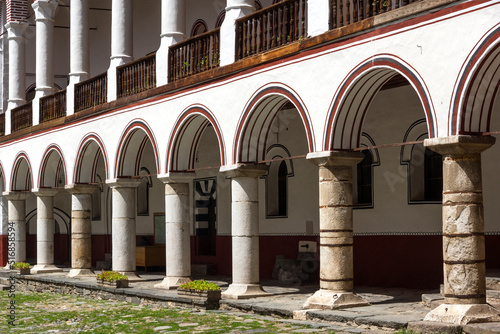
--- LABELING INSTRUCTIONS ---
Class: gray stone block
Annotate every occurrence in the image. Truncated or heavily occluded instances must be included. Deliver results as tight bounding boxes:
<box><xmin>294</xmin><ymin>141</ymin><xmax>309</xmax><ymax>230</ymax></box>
<box><xmin>407</xmin><ymin>321</ymin><xmax>462</xmax><ymax>334</ymax></box>
<box><xmin>463</xmin><ymin>322</ymin><xmax>500</xmax><ymax>334</ymax></box>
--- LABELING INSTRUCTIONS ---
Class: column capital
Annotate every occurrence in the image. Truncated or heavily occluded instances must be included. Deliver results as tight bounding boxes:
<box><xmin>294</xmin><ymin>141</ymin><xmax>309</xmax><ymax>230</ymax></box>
<box><xmin>106</xmin><ymin>178</ymin><xmax>141</xmax><ymax>188</ymax></box>
<box><xmin>32</xmin><ymin>188</ymin><xmax>59</xmax><ymax>197</ymax></box>
<box><xmin>306</xmin><ymin>151</ymin><xmax>364</xmax><ymax>167</ymax></box>
<box><xmin>2</xmin><ymin>191</ymin><xmax>31</xmax><ymax>200</ymax></box>
<box><xmin>220</xmin><ymin>163</ymin><xmax>268</xmax><ymax>178</ymax></box>
<box><xmin>5</xmin><ymin>21</ymin><xmax>28</xmax><ymax>39</ymax></box>
<box><xmin>32</xmin><ymin>0</ymin><xmax>58</xmax><ymax>21</ymax></box>
<box><xmin>158</xmin><ymin>172</ymin><xmax>195</xmax><ymax>184</ymax></box>
<box><xmin>65</xmin><ymin>183</ymin><xmax>98</xmax><ymax>194</ymax></box>
<box><xmin>424</xmin><ymin>135</ymin><xmax>495</xmax><ymax>156</ymax></box>
<box><xmin>226</xmin><ymin>0</ymin><xmax>255</xmax><ymax>11</ymax></box>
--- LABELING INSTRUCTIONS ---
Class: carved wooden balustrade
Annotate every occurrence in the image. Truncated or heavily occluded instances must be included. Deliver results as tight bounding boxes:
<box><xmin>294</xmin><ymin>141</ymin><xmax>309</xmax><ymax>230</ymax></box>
<box><xmin>40</xmin><ymin>89</ymin><xmax>67</xmax><ymax>123</ymax></box>
<box><xmin>75</xmin><ymin>72</ymin><xmax>107</xmax><ymax>113</ymax></box>
<box><xmin>329</xmin><ymin>0</ymin><xmax>420</xmax><ymax>29</ymax></box>
<box><xmin>11</xmin><ymin>102</ymin><xmax>33</xmax><ymax>132</ymax></box>
<box><xmin>236</xmin><ymin>0</ymin><xmax>307</xmax><ymax>60</ymax></box>
<box><xmin>117</xmin><ymin>53</ymin><xmax>157</xmax><ymax>98</ymax></box>
<box><xmin>168</xmin><ymin>28</ymin><xmax>220</xmax><ymax>82</ymax></box>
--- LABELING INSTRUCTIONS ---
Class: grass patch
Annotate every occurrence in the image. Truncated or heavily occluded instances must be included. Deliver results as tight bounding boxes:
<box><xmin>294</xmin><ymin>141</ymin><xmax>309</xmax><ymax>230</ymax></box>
<box><xmin>0</xmin><ymin>291</ymin><xmax>336</xmax><ymax>333</ymax></box>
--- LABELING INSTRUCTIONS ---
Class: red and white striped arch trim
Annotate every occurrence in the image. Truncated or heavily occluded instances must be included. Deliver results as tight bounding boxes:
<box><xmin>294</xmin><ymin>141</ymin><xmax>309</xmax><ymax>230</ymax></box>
<box><xmin>38</xmin><ymin>144</ymin><xmax>67</xmax><ymax>188</ymax></box>
<box><xmin>10</xmin><ymin>151</ymin><xmax>32</xmax><ymax>191</ymax></box>
<box><xmin>115</xmin><ymin>119</ymin><xmax>160</xmax><ymax>178</ymax></box>
<box><xmin>449</xmin><ymin>23</ymin><xmax>500</xmax><ymax>135</ymax></box>
<box><xmin>166</xmin><ymin>104</ymin><xmax>226</xmax><ymax>173</ymax></box>
<box><xmin>233</xmin><ymin>83</ymin><xmax>315</xmax><ymax>164</ymax></box>
<box><xmin>73</xmin><ymin>133</ymin><xmax>110</xmax><ymax>183</ymax></box>
<box><xmin>324</xmin><ymin>54</ymin><xmax>437</xmax><ymax>150</ymax></box>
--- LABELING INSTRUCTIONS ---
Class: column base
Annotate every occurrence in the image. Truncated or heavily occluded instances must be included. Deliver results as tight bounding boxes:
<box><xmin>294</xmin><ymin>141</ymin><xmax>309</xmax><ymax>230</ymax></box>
<box><xmin>31</xmin><ymin>264</ymin><xmax>63</xmax><ymax>274</ymax></box>
<box><xmin>67</xmin><ymin>268</ymin><xmax>94</xmax><ymax>277</ymax></box>
<box><xmin>222</xmin><ymin>283</ymin><xmax>271</xmax><ymax>299</ymax></box>
<box><xmin>424</xmin><ymin>303</ymin><xmax>500</xmax><ymax>325</ymax></box>
<box><xmin>119</xmin><ymin>271</ymin><xmax>143</xmax><ymax>282</ymax></box>
<box><xmin>154</xmin><ymin>276</ymin><xmax>191</xmax><ymax>290</ymax></box>
<box><xmin>303</xmin><ymin>290</ymin><xmax>370</xmax><ymax>310</ymax></box>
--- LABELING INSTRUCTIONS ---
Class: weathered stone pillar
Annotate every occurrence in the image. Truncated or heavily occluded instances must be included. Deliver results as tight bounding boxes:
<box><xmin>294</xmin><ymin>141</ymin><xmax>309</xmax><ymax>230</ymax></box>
<box><xmin>66</xmin><ymin>0</ymin><xmax>89</xmax><ymax>116</ymax></box>
<box><xmin>156</xmin><ymin>0</ymin><xmax>185</xmax><ymax>85</ymax></box>
<box><xmin>107</xmin><ymin>0</ymin><xmax>133</xmax><ymax>102</ymax></box>
<box><xmin>65</xmin><ymin>184</ymin><xmax>97</xmax><ymax>277</ymax></box>
<box><xmin>5</xmin><ymin>21</ymin><xmax>28</xmax><ymax>135</ymax></box>
<box><xmin>155</xmin><ymin>173</ymin><xmax>193</xmax><ymax>289</ymax></box>
<box><xmin>220</xmin><ymin>0</ymin><xmax>255</xmax><ymax>66</ymax></box>
<box><xmin>31</xmin><ymin>188</ymin><xmax>62</xmax><ymax>273</ymax></box>
<box><xmin>106</xmin><ymin>178</ymin><xmax>142</xmax><ymax>281</ymax></box>
<box><xmin>304</xmin><ymin>151</ymin><xmax>369</xmax><ymax>309</ymax></box>
<box><xmin>31</xmin><ymin>0</ymin><xmax>58</xmax><ymax>125</ymax></box>
<box><xmin>3</xmin><ymin>192</ymin><xmax>29</xmax><ymax>264</ymax></box>
<box><xmin>221</xmin><ymin>164</ymin><xmax>269</xmax><ymax>299</ymax></box>
<box><xmin>424</xmin><ymin>135</ymin><xmax>500</xmax><ymax>325</ymax></box>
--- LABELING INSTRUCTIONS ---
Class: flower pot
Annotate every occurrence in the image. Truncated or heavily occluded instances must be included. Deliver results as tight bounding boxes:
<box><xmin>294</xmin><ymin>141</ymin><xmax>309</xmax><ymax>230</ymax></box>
<box><xmin>97</xmin><ymin>279</ymin><xmax>129</xmax><ymax>288</ymax></box>
<box><xmin>14</xmin><ymin>268</ymin><xmax>31</xmax><ymax>275</ymax></box>
<box><xmin>177</xmin><ymin>288</ymin><xmax>221</xmax><ymax>309</ymax></box>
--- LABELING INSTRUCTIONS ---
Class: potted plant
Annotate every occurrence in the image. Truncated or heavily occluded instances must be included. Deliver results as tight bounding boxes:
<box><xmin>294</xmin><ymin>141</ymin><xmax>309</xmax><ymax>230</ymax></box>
<box><xmin>11</xmin><ymin>262</ymin><xmax>31</xmax><ymax>275</ymax></box>
<box><xmin>177</xmin><ymin>279</ymin><xmax>221</xmax><ymax>309</ymax></box>
<box><xmin>96</xmin><ymin>271</ymin><xmax>129</xmax><ymax>288</ymax></box>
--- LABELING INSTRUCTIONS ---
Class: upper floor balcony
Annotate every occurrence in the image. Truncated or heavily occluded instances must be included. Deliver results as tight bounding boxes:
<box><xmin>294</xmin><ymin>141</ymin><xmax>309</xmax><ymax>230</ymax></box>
<box><xmin>0</xmin><ymin>0</ymin><xmax>453</xmax><ymax>138</ymax></box>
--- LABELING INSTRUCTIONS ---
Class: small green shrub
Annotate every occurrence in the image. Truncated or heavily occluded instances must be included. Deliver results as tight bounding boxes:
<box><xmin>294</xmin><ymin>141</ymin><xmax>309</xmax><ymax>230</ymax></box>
<box><xmin>179</xmin><ymin>279</ymin><xmax>220</xmax><ymax>291</ymax></box>
<box><xmin>96</xmin><ymin>271</ymin><xmax>128</xmax><ymax>282</ymax></box>
<box><xmin>11</xmin><ymin>262</ymin><xmax>31</xmax><ymax>269</ymax></box>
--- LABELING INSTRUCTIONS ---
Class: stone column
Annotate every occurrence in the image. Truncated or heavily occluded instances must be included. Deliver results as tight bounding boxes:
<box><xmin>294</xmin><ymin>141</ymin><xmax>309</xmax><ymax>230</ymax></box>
<box><xmin>66</xmin><ymin>0</ymin><xmax>89</xmax><ymax>116</ymax></box>
<box><xmin>31</xmin><ymin>0</ymin><xmax>58</xmax><ymax>126</ymax></box>
<box><xmin>155</xmin><ymin>173</ymin><xmax>193</xmax><ymax>289</ymax></box>
<box><xmin>156</xmin><ymin>0</ymin><xmax>185</xmax><ymax>85</ymax></box>
<box><xmin>220</xmin><ymin>0</ymin><xmax>255</xmax><ymax>66</ymax></box>
<box><xmin>106</xmin><ymin>178</ymin><xmax>142</xmax><ymax>281</ymax></box>
<box><xmin>65</xmin><ymin>184</ymin><xmax>97</xmax><ymax>277</ymax></box>
<box><xmin>5</xmin><ymin>21</ymin><xmax>28</xmax><ymax>135</ymax></box>
<box><xmin>221</xmin><ymin>164</ymin><xmax>269</xmax><ymax>299</ymax></box>
<box><xmin>107</xmin><ymin>0</ymin><xmax>133</xmax><ymax>102</ymax></box>
<box><xmin>31</xmin><ymin>188</ymin><xmax>62</xmax><ymax>273</ymax></box>
<box><xmin>424</xmin><ymin>135</ymin><xmax>500</xmax><ymax>325</ymax></box>
<box><xmin>3</xmin><ymin>191</ymin><xmax>30</xmax><ymax>263</ymax></box>
<box><xmin>304</xmin><ymin>151</ymin><xmax>369</xmax><ymax>309</ymax></box>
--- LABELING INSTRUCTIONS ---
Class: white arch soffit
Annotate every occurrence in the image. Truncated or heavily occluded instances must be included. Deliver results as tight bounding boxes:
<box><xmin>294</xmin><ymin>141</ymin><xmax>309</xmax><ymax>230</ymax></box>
<box><xmin>173</xmin><ymin>116</ymin><xmax>210</xmax><ymax>171</ymax></box>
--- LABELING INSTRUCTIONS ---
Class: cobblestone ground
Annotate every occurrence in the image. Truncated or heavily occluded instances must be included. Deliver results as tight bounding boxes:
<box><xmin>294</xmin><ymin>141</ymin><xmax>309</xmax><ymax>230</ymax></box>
<box><xmin>1</xmin><ymin>291</ymin><xmax>402</xmax><ymax>333</ymax></box>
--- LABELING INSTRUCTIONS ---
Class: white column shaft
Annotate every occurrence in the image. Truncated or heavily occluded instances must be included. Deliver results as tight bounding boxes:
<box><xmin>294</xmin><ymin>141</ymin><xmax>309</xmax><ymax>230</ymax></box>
<box><xmin>220</xmin><ymin>0</ymin><xmax>254</xmax><ymax>66</ymax></box>
<box><xmin>308</xmin><ymin>0</ymin><xmax>329</xmax><ymax>36</ymax></box>
<box><xmin>36</xmin><ymin>195</ymin><xmax>54</xmax><ymax>265</ymax></box>
<box><xmin>157</xmin><ymin>0</ymin><xmax>186</xmax><ymax>86</ymax></box>
<box><xmin>165</xmin><ymin>182</ymin><xmax>190</xmax><ymax>278</ymax></box>
<box><xmin>111</xmin><ymin>186</ymin><xmax>136</xmax><ymax>273</ymax></box>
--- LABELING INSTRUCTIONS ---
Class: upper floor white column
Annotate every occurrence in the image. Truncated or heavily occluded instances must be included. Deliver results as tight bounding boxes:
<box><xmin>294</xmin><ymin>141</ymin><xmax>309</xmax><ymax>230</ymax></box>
<box><xmin>308</xmin><ymin>0</ymin><xmax>329</xmax><ymax>36</ymax></box>
<box><xmin>220</xmin><ymin>0</ymin><xmax>255</xmax><ymax>66</ymax></box>
<box><xmin>156</xmin><ymin>0</ymin><xmax>186</xmax><ymax>86</ymax></box>
<box><xmin>66</xmin><ymin>0</ymin><xmax>89</xmax><ymax>116</ymax></box>
<box><xmin>5</xmin><ymin>21</ymin><xmax>27</xmax><ymax>135</ymax></box>
<box><xmin>32</xmin><ymin>0</ymin><xmax>58</xmax><ymax>126</ymax></box>
<box><xmin>107</xmin><ymin>0</ymin><xmax>133</xmax><ymax>102</ymax></box>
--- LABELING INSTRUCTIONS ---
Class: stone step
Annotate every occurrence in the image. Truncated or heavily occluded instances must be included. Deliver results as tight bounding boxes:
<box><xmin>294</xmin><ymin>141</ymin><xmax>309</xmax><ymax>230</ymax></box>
<box><xmin>0</xmin><ymin>284</ymin><xmax>8</xmax><ymax>291</ymax></box>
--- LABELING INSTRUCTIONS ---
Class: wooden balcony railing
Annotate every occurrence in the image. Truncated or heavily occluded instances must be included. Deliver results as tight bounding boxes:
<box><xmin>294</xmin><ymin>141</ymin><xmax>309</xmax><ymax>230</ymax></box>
<box><xmin>168</xmin><ymin>28</ymin><xmax>220</xmax><ymax>82</ymax></box>
<box><xmin>329</xmin><ymin>0</ymin><xmax>420</xmax><ymax>29</ymax></box>
<box><xmin>0</xmin><ymin>113</ymin><xmax>4</xmax><ymax>136</ymax></box>
<box><xmin>12</xmin><ymin>102</ymin><xmax>32</xmax><ymax>132</ymax></box>
<box><xmin>75</xmin><ymin>72</ymin><xmax>107</xmax><ymax>113</ymax></box>
<box><xmin>40</xmin><ymin>89</ymin><xmax>67</xmax><ymax>123</ymax></box>
<box><xmin>236</xmin><ymin>0</ymin><xmax>307</xmax><ymax>61</ymax></box>
<box><xmin>117</xmin><ymin>53</ymin><xmax>157</xmax><ymax>98</ymax></box>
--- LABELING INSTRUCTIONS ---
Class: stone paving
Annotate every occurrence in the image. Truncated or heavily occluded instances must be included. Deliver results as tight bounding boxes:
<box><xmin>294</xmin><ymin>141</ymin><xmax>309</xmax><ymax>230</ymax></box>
<box><xmin>4</xmin><ymin>270</ymin><xmax>500</xmax><ymax>333</ymax></box>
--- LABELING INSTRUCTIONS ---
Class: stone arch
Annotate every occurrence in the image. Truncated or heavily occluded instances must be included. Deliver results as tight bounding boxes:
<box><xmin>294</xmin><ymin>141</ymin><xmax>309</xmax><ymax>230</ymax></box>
<box><xmin>73</xmin><ymin>133</ymin><xmax>110</xmax><ymax>183</ymax></box>
<box><xmin>191</xmin><ymin>19</ymin><xmax>208</xmax><ymax>37</ymax></box>
<box><xmin>233</xmin><ymin>83</ymin><xmax>315</xmax><ymax>164</ymax></box>
<box><xmin>166</xmin><ymin>105</ymin><xmax>226</xmax><ymax>173</ymax></box>
<box><xmin>115</xmin><ymin>120</ymin><xmax>160</xmax><ymax>177</ymax></box>
<box><xmin>449</xmin><ymin>23</ymin><xmax>500</xmax><ymax>135</ymax></box>
<box><xmin>324</xmin><ymin>54</ymin><xmax>437</xmax><ymax>150</ymax></box>
<box><xmin>10</xmin><ymin>152</ymin><xmax>33</xmax><ymax>191</ymax></box>
<box><xmin>38</xmin><ymin>144</ymin><xmax>67</xmax><ymax>188</ymax></box>
<box><xmin>0</xmin><ymin>162</ymin><xmax>6</xmax><ymax>192</ymax></box>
